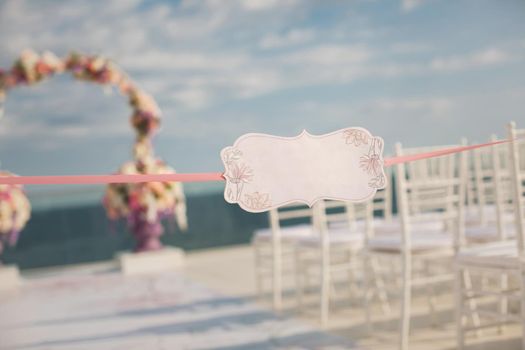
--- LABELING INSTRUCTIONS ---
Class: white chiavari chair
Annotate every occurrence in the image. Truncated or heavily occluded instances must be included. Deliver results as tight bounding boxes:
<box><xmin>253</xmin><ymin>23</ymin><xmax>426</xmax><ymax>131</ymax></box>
<box><xmin>511</xmin><ymin>122</ymin><xmax>525</xmax><ymax>350</ymax></box>
<box><xmin>328</xmin><ymin>187</ymin><xmax>395</xmax><ymax>323</ymax></box>
<box><xmin>465</xmin><ymin>135</ymin><xmax>516</xmax><ymax>243</ymax></box>
<box><xmin>466</xmin><ymin>146</ymin><xmax>479</xmax><ymax>210</ymax></box>
<box><xmin>455</xmin><ymin>122</ymin><xmax>525</xmax><ymax>349</ymax></box>
<box><xmin>370</xmin><ymin>167</ymin><xmax>393</xmax><ymax>229</ymax></box>
<box><xmin>373</xmin><ymin>156</ymin><xmax>454</xmax><ymax>236</ymax></box>
<box><xmin>466</xmin><ymin>138</ymin><xmax>492</xmax><ymax>225</ymax></box>
<box><xmin>365</xmin><ymin>141</ymin><xmax>468</xmax><ymax>350</ymax></box>
<box><xmin>252</xmin><ymin>203</ymin><xmax>316</xmax><ymax>311</ymax></box>
<box><xmin>293</xmin><ymin>200</ymin><xmax>374</xmax><ymax>327</ymax></box>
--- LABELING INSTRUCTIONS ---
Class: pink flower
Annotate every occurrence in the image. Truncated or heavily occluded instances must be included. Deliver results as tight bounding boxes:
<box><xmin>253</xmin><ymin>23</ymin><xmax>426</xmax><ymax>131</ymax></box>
<box><xmin>128</xmin><ymin>193</ymin><xmax>141</xmax><ymax>210</ymax></box>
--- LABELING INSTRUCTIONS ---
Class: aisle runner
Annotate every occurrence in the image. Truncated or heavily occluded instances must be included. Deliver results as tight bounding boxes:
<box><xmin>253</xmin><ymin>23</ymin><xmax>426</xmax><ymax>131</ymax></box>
<box><xmin>0</xmin><ymin>265</ymin><xmax>358</xmax><ymax>350</ymax></box>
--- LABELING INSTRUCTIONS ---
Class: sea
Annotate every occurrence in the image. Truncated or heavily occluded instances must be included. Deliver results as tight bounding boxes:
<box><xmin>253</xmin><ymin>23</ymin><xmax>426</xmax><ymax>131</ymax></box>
<box><xmin>2</xmin><ymin>177</ymin><xmax>397</xmax><ymax>270</ymax></box>
<box><xmin>2</xmin><ymin>187</ymin><xmax>269</xmax><ymax>270</ymax></box>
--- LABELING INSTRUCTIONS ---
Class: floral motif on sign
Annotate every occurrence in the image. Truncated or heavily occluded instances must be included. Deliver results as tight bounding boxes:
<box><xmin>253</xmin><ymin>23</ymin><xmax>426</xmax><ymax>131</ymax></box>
<box><xmin>358</xmin><ymin>136</ymin><xmax>386</xmax><ymax>189</ymax></box>
<box><xmin>369</xmin><ymin>174</ymin><xmax>386</xmax><ymax>189</ymax></box>
<box><xmin>222</xmin><ymin>148</ymin><xmax>254</xmax><ymax>201</ymax></box>
<box><xmin>243</xmin><ymin>192</ymin><xmax>271</xmax><ymax>210</ymax></box>
<box><xmin>343</xmin><ymin>129</ymin><xmax>369</xmax><ymax>146</ymax></box>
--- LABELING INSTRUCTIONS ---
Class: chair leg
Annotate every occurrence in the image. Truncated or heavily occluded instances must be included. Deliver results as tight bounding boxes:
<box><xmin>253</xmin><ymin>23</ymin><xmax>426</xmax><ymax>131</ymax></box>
<box><xmin>363</xmin><ymin>253</ymin><xmax>373</xmax><ymax>333</ymax></box>
<box><xmin>424</xmin><ymin>261</ymin><xmax>438</xmax><ymax>327</ymax></box>
<box><xmin>371</xmin><ymin>256</ymin><xmax>391</xmax><ymax>315</ymax></box>
<box><xmin>521</xmin><ymin>268</ymin><xmax>525</xmax><ymax>350</ymax></box>
<box><xmin>399</xmin><ymin>253</ymin><xmax>411</xmax><ymax>350</ymax></box>
<box><xmin>253</xmin><ymin>244</ymin><xmax>264</xmax><ymax>300</ymax></box>
<box><xmin>481</xmin><ymin>275</ymin><xmax>489</xmax><ymax>292</ymax></box>
<box><xmin>498</xmin><ymin>273</ymin><xmax>508</xmax><ymax>334</ymax></box>
<box><xmin>320</xmin><ymin>243</ymin><xmax>330</xmax><ymax>327</ymax></box>
<box><xmin>294</xmin><ymin>249</ymin><xmax>304</xmax><ymax>311</ymax></box>
<box><xmin>425</xmin><ymin>283</ymin><xmax>438</xmax><ymax>327</ymax></box>
<box><xmin>272</xmin><ymin>241</ymin><xmax>282</xmax><ymax>312</ymax></box>
<box><xmin>455</xmin><ymin>263</ymin><xmax>465</xmax><ymax>350</ymax></box>
<box><xmin>463</xmin><ymin>269</ymin><xmax>482</xmax><ymax>337</ymax></box>
<box><xmin>348</xmin><ymin>252</ymin><xmax>357</xmax><ymax>302</ymax></box>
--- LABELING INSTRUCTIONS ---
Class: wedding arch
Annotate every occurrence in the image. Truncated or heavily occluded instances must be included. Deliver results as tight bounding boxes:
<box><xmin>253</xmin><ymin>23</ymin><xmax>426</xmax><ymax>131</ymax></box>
<box><xmin>0</xmin><ymin>50</ymin><xmax>187</xmax><ymax>253</ymax></box>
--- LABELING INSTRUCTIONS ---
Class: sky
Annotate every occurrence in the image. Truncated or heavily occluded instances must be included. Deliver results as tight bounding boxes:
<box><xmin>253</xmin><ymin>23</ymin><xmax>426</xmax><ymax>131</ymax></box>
<box><xmin>0</xmin><ymin>0</ymin><xmax>524</xmax><ymax>196</ymax></box>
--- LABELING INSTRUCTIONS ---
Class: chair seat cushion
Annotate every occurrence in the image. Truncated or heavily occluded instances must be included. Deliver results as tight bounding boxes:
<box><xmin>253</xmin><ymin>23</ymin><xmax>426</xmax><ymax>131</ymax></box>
<box><xmin>465</xmin><ymin>205</ymin><xmax>515</xmax><ymax>225</ymax></box>
<box><xmin>252</xmin><ymin>224</ymin><xmax>314</xmax><ymax>243</ymax></box>
<box><xmin>457</xmin><ymin>240</ymin><xmax>519</xmax><ymax>269</ymax></box>
<box><xmin>465</xmin><ymin>224</ymin><xmax>516</xmax><ymax>242</ymax></box>
<box><xmin>295</xmin><ymin>227</ymin><xmax>364</xmax><ymax>248</ymax></box>
<box><xmin>373</xmin><ymin>218</ymin><xmax>445</xmax><ymax>234</ymax></box>
<box><xmin>328</xmin><ymin>215</ymin><xmax>444</xmax><ymax>235</ymax></box>
<box><xmin>367</xmin><ymin>231</ymin><xmax>453</xmax><ymax>253</ymax></box>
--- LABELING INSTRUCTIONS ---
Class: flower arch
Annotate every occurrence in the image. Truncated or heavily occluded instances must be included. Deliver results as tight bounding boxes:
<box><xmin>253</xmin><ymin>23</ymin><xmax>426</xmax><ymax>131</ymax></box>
<box><xmin>0</xmin><ymin>50</ymin><xmax>187</xmax><ymax>253</ymax></box>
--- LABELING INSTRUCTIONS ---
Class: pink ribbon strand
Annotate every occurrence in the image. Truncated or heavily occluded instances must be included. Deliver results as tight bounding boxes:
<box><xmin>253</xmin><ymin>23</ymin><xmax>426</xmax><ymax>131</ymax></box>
<box><xmin>383</xmin><ymin>139</ymin><xmax>510</xmax><ymax>167</ymax></box>
<box><xmin>0</xmin><ymin>138</ymin><xmax>516</xmax><ymax>186</ymax></box>
<box><xmin>0</xmin><ymin>173</ymin><xmax>225</xmax><ymax>185</ymax></box>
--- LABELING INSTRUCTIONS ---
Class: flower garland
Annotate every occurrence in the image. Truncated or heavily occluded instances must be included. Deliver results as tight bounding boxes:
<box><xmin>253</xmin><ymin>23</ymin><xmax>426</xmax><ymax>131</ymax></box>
<box><xmin>103</xmin><ymin>158</ymin><xmax>188</xmax><ymax>232</ymax></box>
<box><xmin>0</xmin><ymin>49</ymin><xmax>162</xmax><ymax>145</ymax></box>
<box><xmin>0</xmin><ymin>172</ymin><xmax>31</xmax><ymax>256</ymax></box>
<box><xmin>0</xmin><ymin>50</ymin><xmax>187</xmax><ymax>252</ymax></box>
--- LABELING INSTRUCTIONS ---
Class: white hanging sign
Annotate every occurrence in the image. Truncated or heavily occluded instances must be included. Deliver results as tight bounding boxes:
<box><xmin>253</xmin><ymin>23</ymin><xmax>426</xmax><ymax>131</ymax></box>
<box><xmin>221</xmin><ymin>127</ymin><xmax>386</xmax><ymax>213</ymax></box>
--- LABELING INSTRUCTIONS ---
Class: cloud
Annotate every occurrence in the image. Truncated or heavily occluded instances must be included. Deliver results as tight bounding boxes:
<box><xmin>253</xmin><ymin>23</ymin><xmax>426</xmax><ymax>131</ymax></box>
<box><xmin>402</xmin><ymin>0</ymin><xmax>426</xmax><ymax>12</ymax></box>
<box><xmin>1</xmin><ymin>1</ymin><xmax>519</xmax><ymax>115</ymax></box>
<box><xmin>282</xmin><ymin>45</ymin><xmax>371</xmax><ymax>65</ymax></box>
<box><xmin>228</xmin><ymin>70</ymin><xmax>283</xmax><ymax>98</ymax></box>
<box><xmin>259</xmin><ymin>29</ymin><xmax>316</xmax><ymax>49</ymax></box>
<box><xmin>120</xmin><ymin>51</ymin><xmax>248</xmax><ymax>72</ymax></box>
<box><xmin>364</xmin><ymin>97</ymin><xmax>453</xmax><ymax>117</ymax></box>
<box><xmin>0</xmin><ymin>0</ymin><xmax>524</xmax><ymax>181</ymax></box>
<box><xmin>172</xmin><ymin>87</ymin><xmax>210</xmax><ymax>109</ymax></box>
<box><xmin>239</xmin><ymin>0</ymin><xmax>298</xmax><ymax>12</ymax></box>
<box><xmin>389</xmin><ymin>42</ymin><xmax>432</xmax><ymax>54</ymax></box>
<box><xmin>0</xmin><ymin>78</ymin><xmax>132</xmax><ymax>146</ymax></box>
<box><xmin>291</xmin><ymin>96</ymin><xmax>453</xmax><ymax>119</ymax></box>
<box><xmin>430</xmin><ymin>48</ymin><xmax>512</xmax><ymax>71</ymax></box>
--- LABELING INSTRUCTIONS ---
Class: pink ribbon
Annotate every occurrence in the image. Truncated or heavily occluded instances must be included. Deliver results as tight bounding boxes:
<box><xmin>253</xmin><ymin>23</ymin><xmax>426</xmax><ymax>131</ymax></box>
<box><xmin>0</xmin><ymin>138</ymin><xmax>514</xmax><ymax>185</ymax></box>
<box><xmin>383</xmin><ymin>139</ymin><xmax>510</xmax><ymax>167</ymax></box>
<box><xmin>0</xmin><ymin>173</ymin><xmax>225</xmax><ymax>185</ymax></box>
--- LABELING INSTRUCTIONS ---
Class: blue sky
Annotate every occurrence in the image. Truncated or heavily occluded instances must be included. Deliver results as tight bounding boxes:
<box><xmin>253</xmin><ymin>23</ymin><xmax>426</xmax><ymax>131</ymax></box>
<box><xmin>0</xmin><ymin>0</ymin><xmax>524</xmax><ymax>196</ymax></box>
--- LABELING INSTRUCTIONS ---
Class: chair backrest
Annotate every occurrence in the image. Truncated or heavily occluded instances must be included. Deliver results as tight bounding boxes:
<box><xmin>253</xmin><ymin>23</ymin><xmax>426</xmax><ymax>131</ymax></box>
<box><xmin>401</xmin><ymin>143</ymin><xmax>461</xmax><ymax>215</ymax></box>
<box><xmin>487</xmin><ymin>134</ymin><xmax>516</xmax><ymax>240</ymax></box>
<box><xmin>373</xmin><ymin>165</ymin><xmax>393</xmax><ymax>222</ymax></box>
<box><xmin>321</xmin><ymin>199</ymin><xmax>372</xmax><ymax>228</ymax></box>
<box><xmin>314</xmin><ymin>199</ymin><xmax>373</xmax><ymax>247</ymax></box>
<box><xmin>470</xmin><ymin>138</ymin><xmax>496</xmax><ymax>221</ymax></box>
<box><xmin>394</xmin><ymin>141</ymin><xmax>467</xmax><ymax>251</ymax></box>
<box><xmin>321</xmin><ymin>200</ymin><xmax>356</xmax><ymax>229</ymax></box>
<box><xmin>403</xmin><ymin>144</ymin><xmax>458</xmax><ymax>179</ymax></box>
<box><xmin>507</xmin><ymin>122</ymin><xmax>525</xmax><ymax>256</ymax></box>
<box><xmin>268</xmin><ymin>202</ymin><xmax>316</xmax><ymax>234</ymax></box>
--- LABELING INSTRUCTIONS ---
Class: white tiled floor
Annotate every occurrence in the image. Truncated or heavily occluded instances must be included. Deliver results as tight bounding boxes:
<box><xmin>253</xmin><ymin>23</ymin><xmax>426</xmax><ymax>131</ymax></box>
<box><xmin>0</xmin><ymin>244</ymin><xmax>522</xmax><ymax>350</ymax></box>
<box><xmin>184</xmin><ymin>244</ymin><xmax>523</xmax><ymax>350</ymax></box>
<box><xmin>0</xmin><ymin>258</ymin><xmax>357</xmax><ymax>350</ymax></box>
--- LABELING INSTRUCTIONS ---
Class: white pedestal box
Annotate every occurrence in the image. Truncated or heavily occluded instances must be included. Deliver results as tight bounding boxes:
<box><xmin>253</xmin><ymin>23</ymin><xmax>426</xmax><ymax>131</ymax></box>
<box><xmin>0</xmin><ymin>265</ymin><xmax>21</xmax><ymax>291</ymax></box>
<box><xmin>117</xmin><ymin>247</ymin><xmax>185</xmax><ymax>276</ymax></box>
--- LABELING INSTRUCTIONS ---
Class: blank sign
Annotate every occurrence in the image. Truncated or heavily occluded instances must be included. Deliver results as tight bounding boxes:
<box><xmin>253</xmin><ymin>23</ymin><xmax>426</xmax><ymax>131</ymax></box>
<box><xmin>221</xmin><ymin>128</ymin><xmax>386</xmax><ymax>213</ymax></box>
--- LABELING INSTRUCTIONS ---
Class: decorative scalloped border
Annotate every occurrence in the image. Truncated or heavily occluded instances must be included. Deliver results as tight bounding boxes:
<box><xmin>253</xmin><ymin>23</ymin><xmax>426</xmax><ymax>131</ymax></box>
<box><xmin>221</xmin><ymin>127</ymin><xmax>386</xmax><ymax>213</ymax></box>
